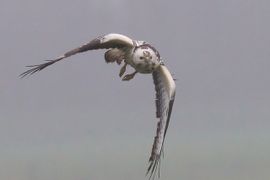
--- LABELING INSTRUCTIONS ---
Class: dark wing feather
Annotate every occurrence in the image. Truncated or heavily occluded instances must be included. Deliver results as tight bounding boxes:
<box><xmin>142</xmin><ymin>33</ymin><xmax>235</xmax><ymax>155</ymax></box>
<box><xmin>20</xmin><ymin>33</ymin><xmax>134</xmax><ymax>78</ymax></box>
<box><xmin>147</xmin><ymin>65</ymin><xmax>176</xmax><ymax>179</ymax></box>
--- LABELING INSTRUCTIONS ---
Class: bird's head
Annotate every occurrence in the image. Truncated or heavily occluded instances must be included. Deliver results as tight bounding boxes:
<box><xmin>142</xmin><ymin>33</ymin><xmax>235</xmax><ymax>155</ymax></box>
<box><xmin>133</xmin><ymin>44</ymin><xmax>160</xmax><ymax>62</ymax></box>
<box><xmin>131</xmin><ymin>44</ymin><xmax>162</xmax><ymax>73</ymax></box>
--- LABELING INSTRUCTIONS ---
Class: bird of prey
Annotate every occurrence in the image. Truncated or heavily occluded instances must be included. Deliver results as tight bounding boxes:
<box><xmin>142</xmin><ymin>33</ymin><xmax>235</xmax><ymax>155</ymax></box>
<box><xmin>20</xmin><ymin>33</ymin><xmax>176</xmax><ymax>179</ymax></box>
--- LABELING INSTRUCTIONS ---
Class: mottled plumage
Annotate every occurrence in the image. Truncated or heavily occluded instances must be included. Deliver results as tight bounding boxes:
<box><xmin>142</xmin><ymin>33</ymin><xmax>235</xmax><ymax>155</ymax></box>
<box><xmin>20</xmin><ymin>33</ymin><xmax>176</xmax><ymax>179</ymax></box>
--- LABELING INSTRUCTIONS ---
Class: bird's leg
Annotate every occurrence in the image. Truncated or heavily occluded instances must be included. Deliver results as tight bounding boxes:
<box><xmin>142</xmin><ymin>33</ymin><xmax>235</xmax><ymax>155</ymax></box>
<box><xmin>119</xmin><ymin>62</ymin><xmax>127</xmax><ymax>77</ymax></box>
<box><xmin>122</xmin><ymin>71</ymin><xmax>138</xmax><ymax>81</ymax></box>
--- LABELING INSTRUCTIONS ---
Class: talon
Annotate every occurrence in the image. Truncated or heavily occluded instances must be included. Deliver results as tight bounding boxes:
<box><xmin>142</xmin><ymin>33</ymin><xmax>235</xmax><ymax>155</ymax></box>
<box><xmin>119</xmin><ymin>63</ymin><xmax>127</xmax><ymax>77</ymax></box>
<box><xmin>122</xmin><ymin>71</ymin><xmax>137</xmax><ymax>81</ymax></box>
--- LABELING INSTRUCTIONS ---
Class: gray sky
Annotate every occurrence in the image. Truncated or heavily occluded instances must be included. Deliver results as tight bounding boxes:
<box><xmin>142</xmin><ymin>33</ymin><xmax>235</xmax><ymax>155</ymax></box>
<box><xmin>1</xmin><ymin>0</ymin><xmax>270</xmax><ymax>179</ymax></box>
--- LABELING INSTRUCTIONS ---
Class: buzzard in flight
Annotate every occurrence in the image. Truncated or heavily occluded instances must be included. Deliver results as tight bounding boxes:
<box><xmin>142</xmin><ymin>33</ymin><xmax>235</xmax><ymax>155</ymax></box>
<box><xmin>20</xmin><ymin>33</ymin><xmax>176</xmax><ymax>179</ymax></box>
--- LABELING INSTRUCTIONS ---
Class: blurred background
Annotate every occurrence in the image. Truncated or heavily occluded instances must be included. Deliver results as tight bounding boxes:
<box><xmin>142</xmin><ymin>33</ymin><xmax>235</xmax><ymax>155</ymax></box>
<box><xmin>1</xmin><ymin>0</ymin><xmax>270</xmax><ymax>179</ymax></box>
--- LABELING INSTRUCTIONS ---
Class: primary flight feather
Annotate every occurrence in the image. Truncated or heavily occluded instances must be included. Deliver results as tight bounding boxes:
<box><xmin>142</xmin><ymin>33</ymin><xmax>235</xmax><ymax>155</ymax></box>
<box><xmin>20</xmin><ymin>33</ymin><xmax>176</xmax><ymax>179</ymax></box>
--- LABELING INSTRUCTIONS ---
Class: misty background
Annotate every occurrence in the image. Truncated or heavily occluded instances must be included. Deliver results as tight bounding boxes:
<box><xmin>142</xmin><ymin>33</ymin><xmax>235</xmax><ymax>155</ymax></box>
<box><xmin>1</xmin><ymin>0</ymin><xmax>270</xmax><ymax>179</ymax></box>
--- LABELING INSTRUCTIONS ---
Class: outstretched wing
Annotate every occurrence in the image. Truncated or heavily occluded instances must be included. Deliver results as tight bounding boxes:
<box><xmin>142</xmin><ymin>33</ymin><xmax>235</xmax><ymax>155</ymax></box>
<box><xmin>20</xmin><ymin>33</ymin><xmax>134</xmax><ymax>77</ymax></box>
<box><xmin>147</xmin><ymin>65</ymin><xmax>176</xmax><ymax>179</ymax></box>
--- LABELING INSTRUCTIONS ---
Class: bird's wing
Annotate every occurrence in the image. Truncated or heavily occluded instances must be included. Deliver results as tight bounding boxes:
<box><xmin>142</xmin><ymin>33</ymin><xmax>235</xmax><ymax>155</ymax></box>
<box><xmin>147</xmin><ymin>65</ymin><xmax>176</xmax><ymax>179</ymax></box>
<box><xmin>20</xmin><ymin>33</ymin><xmax>134</xmax><ymax>77</ymax></box>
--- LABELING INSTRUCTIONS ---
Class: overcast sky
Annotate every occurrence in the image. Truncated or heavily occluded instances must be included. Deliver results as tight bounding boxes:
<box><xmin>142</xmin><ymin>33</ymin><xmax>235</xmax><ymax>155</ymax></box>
<box><xmin>1</xmin><ymin>0</ymin><xmax>270</xmax><ymax>180</ymax></box>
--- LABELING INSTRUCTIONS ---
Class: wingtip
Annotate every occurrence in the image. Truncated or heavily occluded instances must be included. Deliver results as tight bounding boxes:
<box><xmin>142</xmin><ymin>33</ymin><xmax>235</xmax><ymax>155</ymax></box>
<box><xmin>19</xmin><ymin>57</ymin><xmax>65</xmax><ymax>78</ymax></box>
<box><xmin>146</xmin><ymin>155</ymin><xmax>162</xmax><ymax>180</ymax></box>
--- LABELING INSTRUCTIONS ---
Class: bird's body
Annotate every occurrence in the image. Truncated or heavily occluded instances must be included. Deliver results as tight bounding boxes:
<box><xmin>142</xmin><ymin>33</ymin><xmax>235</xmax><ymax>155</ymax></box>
<box><xmin>20</xmin><ymin>33</ymin><xmax>176</xmax><ymax>179</ymax></box>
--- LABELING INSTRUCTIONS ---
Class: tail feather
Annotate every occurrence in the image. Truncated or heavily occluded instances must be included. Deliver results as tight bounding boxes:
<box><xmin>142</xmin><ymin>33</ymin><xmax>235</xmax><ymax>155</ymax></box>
<box><xmin>104</xmin><ymin>49</ymin><xmax>125</xmax><ymax>65</ymax></box>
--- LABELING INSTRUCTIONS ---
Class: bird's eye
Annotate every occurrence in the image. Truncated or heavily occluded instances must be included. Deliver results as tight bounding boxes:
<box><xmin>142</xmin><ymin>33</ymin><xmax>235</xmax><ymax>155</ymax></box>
<box><xmin>140</xmin><ymin>56</ymin><xmax>143</xmax><ymax>59</ymax></box>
